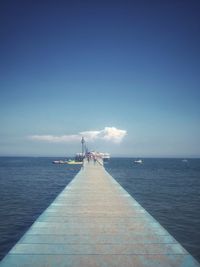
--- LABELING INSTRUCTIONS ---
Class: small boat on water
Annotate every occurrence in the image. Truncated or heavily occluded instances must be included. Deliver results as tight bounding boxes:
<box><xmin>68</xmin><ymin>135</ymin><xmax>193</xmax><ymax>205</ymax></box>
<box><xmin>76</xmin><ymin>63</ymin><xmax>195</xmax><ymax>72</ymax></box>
<box><xmin>52</xmin><ymin>152</ymin><xmax>84</xmax><ymax>165</ymax></box>
<box><xmin>66</xmin><ymin>159</ymin><xmax>83</xmax><ymax>165</ymax></box>
<box><xmin>52</xmin><ymin>159</ymin><xmax>83</xmax><ymax>165</ymax></box>
<box><xmin>134</xmin><ymin>159</ymin><xmax>143</xmax><ymax>164</ymax></box>
<box><xmin>52</xmin><ymin>160</ymin><xmax>66</xmax><ymax>164</ymax></box>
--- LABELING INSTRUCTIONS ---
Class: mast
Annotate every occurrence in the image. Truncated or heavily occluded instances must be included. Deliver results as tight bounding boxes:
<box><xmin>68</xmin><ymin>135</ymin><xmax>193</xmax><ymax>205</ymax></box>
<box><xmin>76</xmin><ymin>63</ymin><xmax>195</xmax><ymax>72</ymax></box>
<box><xmin>81</xmin><ymin>137</ymin><xmax>85</xmax><ymax>159</ymax></box>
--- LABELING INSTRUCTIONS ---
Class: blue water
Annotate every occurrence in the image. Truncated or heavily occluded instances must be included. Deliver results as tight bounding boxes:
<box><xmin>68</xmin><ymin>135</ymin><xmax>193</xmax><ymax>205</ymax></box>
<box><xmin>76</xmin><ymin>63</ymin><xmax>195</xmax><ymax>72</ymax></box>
<box><xmin>0</xmin><ymin>157</ymin><xmax>81</xmax><ymax>260</ymax></box>
<box><xmin>105</xmin><ymin>158</ymin><xmax>200</xmax><ymax>262</ymax></box>
<box><xmin>0</xmin><ymin>157</ymin><xmax>200</xmax><ymax>262</ymax></box>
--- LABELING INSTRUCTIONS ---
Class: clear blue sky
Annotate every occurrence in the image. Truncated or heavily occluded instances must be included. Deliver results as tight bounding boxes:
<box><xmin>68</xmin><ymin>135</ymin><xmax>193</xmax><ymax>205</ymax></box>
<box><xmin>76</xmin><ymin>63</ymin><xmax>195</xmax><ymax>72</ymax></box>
<box><xmin>0</xmin><ymin>0</ymin><xmax>200</xmax><ymax>157</ymax></box>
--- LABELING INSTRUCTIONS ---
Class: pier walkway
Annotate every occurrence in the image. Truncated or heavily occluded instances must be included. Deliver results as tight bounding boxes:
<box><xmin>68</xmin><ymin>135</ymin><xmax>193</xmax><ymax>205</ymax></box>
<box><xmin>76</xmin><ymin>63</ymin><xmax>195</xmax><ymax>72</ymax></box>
<box><xmin>0</xmin><ymin>160</ymin><xmax>200</xmax><ymax>267</ymax></box>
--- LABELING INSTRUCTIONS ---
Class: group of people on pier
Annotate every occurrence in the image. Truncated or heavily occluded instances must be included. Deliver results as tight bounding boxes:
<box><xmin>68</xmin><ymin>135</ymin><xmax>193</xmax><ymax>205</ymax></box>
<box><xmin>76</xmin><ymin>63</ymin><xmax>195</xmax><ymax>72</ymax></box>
<box><xmin>85</xmin><ymin>151</ymin><xmax>102</xmax><ymax>164</ymax></box>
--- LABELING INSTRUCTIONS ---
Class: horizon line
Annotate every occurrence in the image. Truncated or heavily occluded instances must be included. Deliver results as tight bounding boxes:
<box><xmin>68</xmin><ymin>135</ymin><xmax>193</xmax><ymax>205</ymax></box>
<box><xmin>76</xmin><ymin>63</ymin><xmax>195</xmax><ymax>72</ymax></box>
<box><xmin>0</xmin><ymin>155</ymin><xmax>200</xmax><ymax>159</ymax></box>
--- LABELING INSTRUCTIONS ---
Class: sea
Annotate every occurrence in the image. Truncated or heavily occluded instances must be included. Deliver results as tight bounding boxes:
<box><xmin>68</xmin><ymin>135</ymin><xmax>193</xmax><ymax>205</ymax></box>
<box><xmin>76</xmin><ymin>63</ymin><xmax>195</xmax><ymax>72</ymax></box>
<box><xmin>0</xmin><ymin>157</ymin><xmax>200</xmax><ymax>263</ymax></box>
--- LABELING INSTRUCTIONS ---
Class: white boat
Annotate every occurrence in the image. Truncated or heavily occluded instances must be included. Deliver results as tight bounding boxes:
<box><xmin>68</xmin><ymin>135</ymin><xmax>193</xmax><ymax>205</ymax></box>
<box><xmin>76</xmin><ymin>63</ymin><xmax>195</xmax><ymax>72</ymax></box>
<box><xmin>52</xmin><ymin>160</ymin><xmax>66</xmax><ymax>164</ymax></box>
<box><xmin>86</xmin><ymin>151</ymin><xmax>110</xmax><ymax>161</ymax></box>
<box><xmin>134</xmin><ymin>159</ymin><xmax>143</xmax><ymax>164</ymax></box>
<box><xmin>98</xmin><ymin>152</ymin><xmax>110</xmax><ymax>161</ymax></box>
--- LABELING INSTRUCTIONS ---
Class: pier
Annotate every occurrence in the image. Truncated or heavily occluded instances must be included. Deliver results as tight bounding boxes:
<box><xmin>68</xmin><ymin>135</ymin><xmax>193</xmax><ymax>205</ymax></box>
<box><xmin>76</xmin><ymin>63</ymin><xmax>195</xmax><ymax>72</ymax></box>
<box><xmin>0</xmin><ymin>160</ymin><xmax>200</xmax><ymax>267</ymax></box>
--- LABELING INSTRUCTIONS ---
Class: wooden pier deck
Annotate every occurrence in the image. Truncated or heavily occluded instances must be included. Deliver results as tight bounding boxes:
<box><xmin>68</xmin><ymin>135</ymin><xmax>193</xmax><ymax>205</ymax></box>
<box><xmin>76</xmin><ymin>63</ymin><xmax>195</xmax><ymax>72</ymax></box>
<box><xmin>0</xmin><ymin>160</ymin><xmax>200</xmax><ymax>267</ymax></box>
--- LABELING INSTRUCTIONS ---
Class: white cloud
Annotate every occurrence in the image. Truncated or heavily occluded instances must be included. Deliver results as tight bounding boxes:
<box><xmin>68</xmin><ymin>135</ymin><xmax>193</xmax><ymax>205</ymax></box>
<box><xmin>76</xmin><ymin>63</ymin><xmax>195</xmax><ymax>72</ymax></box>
<box><xmin>30</xmin><ymin>134</ymin><xmax>80</xmax><ymax>143</ymax></box>
<box><xmin>29</xmin><ymin>127</ymin><xmax>127</xmax><ymax>144</ymax></box>
<box><xmin>100</xmin><ymin>127</ymin><xmax>127</xmax><ymax>142</ymax></box>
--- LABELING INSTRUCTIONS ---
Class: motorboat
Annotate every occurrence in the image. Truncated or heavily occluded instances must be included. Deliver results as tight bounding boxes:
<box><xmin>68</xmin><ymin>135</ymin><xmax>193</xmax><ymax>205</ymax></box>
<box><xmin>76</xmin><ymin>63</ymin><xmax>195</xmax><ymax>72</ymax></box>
<box><xmin>52</xmin><ymin>160</ymin><xmax>66</xmax><ymax>164</ymax></box>
<box><xmin>66</xmin><ymin>159</ymin><xmax>83</xmax><ymax>165</ymax></box>
<box><xmin>134</xmin><ymin>159</ymin><xmax>143</xmax><ymax>164</ymax></box>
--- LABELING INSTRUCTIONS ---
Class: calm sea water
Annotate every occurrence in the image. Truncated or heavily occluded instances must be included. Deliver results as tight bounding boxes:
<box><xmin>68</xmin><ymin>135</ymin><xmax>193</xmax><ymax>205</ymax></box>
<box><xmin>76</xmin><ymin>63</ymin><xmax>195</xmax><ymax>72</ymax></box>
<box><xmin>105</xmin><ymin>158</ymin><xmax>200</xmax><ymax>262</ymax></box>
<box><xmin>0</xmin><ymin>157</ymin><xmax>200</xmax><ymax>262</ymax></box>
<box><xmin>0</xmin><ymin>157</ymin><xmax>80</xmax><ymax>260</ymax></box>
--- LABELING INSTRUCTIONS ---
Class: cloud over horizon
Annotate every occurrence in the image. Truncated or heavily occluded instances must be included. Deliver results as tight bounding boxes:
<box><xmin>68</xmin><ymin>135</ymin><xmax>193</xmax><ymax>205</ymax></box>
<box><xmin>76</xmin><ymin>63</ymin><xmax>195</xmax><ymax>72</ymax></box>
<box><xmin>29</xmin><ymin>127</ymin><xmax>127</xmax><ymax>144</ymax></box>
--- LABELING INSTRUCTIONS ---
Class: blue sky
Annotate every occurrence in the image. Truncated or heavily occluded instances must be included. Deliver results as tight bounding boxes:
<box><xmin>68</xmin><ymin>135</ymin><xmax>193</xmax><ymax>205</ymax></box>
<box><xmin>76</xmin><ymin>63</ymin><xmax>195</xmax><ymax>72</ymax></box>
<box><xmin>0</xmin><ymin>0</ymin><xmax>200</xmax><ymax>157</ymax></box>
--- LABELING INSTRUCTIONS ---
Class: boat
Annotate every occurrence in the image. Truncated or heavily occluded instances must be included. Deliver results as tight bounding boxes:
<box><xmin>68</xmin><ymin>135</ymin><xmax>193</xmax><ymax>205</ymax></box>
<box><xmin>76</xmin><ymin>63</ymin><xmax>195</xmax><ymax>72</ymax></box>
<box><xmin>75</xmin><ymin>153</ymin><xmax>84</xmax><ymax>162</ymax></box>
<box><xmin>66</xmin><ymin>159</ymin><xmax>83</xmax><ymax>165</ymax></box>
<box><xmin>52</xmin><ymin>138</ymin><xmax>85</xmax><ymax>165</ymax></box>
<box><xmin>52</xmin><ymin>161</ymin><xmax>60</xmax><ymax>164</ymax></box>
<box><xmin>134</xmin><ymin>159</ymin><xmax>143</xmax><ymax>164</ymax></box>
<box><xmin>99</xmin><ymin>152</ymin><xmax>110</xmax><ymax>161</ymax></box>
<box><xmin>88</xmin><ymin>151</ymin><xmax>110</xmax><ymax>162</ymax></box>
<box><xmin>66</xmin><ymin>153</ymin><xmax>84</xmax><ymax>165</ymax></box>
<box><xmin>52</xmin><ymin>158</ymin><xmax>83</xmax><ymax>165</ymax></box>
<box><xmin>52</xmin><ymin>160</ymin><xmax>66</xmax><ymax>164</ymax></box>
